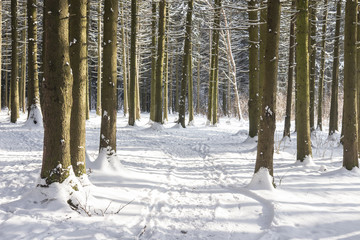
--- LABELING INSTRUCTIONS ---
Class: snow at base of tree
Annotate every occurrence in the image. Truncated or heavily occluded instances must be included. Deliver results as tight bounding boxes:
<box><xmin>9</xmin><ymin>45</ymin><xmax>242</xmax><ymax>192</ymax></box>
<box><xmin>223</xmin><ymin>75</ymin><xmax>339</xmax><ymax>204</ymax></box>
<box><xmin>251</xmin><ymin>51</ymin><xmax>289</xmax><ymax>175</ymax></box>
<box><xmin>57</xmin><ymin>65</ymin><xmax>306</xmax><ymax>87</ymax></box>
<box><xmin>247</xmin><ymin>168</ymin><xmax>275</xmax><ymax>191</ymax></box>
<box><xmin>24</xmin><ymin>104</ymin><xmax>43</xmax><ymax>128</ymax></box>
<box><xmin>294</xmin><ymin>155</ymin><xmax>316</xmax><ymax>166</ymax></box>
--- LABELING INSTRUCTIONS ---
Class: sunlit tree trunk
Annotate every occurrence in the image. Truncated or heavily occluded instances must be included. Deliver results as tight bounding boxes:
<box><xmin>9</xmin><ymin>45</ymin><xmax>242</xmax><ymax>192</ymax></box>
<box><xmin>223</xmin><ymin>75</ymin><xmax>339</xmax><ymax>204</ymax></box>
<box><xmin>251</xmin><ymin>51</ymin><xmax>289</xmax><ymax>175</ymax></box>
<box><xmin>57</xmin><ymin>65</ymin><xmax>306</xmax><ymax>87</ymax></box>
<box><xmin>150</xmin><ymin>1</ymin><xmax>157</xmax><ymax>122</ymax></box>
<box><xmin>20</xmin><ymin>26</ymin><xmax>26</xmax><ymax>114</ymax></box>
<box><xmin>96</xmin><ymin>0</ymin><xmax>102</xmax><ymax>116</ymax></box>
<box><xmin>296</xmin><ymin>0</ymin><xmax>312</xmax><ymax>161</ymax></box>
<box><xmin>99</xmin><ymin>0</ymin><xmax>118</xmax><ymax>155</ymax></box>
<box><xmin>10</xmin><ymin>0</ymin><xmax>19</xmax><ymax>123</ymax></box>
<box><xmin>41</xmin><ymin>0</ymin><xmax>73</xmax><ymax>184</ymax></box>
<box><xmin>343</xmin><ymin>0</ymin><xmax>358</xmax><ymax>170</ymax></box>
<box><xmin>308</xmin><ymin>0</ymin><xmax>317</xmax><ymax>131</ymax></box>
<box><xmin>255</xmin><ymin>0</ymin><xmax>281</xmax><ymax>177</ymax></box>
<box><xmin>129</xmin><ymin>0</ymin><xmax>137</xmax><ymax>126</ymax></box>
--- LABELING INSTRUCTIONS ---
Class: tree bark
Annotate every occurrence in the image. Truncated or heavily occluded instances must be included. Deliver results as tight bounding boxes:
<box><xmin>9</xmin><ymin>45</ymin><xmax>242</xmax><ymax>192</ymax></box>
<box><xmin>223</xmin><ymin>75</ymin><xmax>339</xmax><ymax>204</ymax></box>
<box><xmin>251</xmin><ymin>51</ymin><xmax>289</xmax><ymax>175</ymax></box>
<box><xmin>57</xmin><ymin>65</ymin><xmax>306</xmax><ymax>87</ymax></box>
<box><xmin>129</xmin><ymin>0</ymin><xmax>137</xmax><ymax>126</ymax></box>
<box><xmin>309</xmin><ymin>0</ymin><xmax>317</xmax><ymax>131</ymax></box>
<box><xmin>41</xmin><ymin>0</ymin><xmax>73</xmax><ymax>184</ymax></box>
<box><xmin>255</xmin><ymin>0</ymin><xmax>281</xmax><ymax>177</ymax></box>
<box><xmin>96</xmin><ymin>0</ymin><xmax>102</xmax><ymax>116</ymax></box>
<box><xmin>99</xmin><ymin>0</ymin><xmax>118</xmax><ymax>155</ymax></box>
<box><xmin>10</xmin><ymin>0</ymin><xmax>19</xmax><ymax>123</ymax></box>
<box><xmin>150</xmin><ymin>1</ymin><xmax>157</xmax><ymax>122</ymax></box>
<box><xmin>343</xmin><ymin>0</ymin><xmax>358</xmax><ymax>170</ymax></box>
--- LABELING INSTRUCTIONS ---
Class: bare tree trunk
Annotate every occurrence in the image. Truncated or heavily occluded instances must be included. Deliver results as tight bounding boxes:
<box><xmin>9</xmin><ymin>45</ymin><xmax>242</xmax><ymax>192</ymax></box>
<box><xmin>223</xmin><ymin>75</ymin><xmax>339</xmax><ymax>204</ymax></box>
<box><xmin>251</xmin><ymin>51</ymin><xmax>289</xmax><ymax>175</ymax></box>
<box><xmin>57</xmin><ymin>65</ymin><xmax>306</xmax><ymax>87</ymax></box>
<box><xmin>309</xmin><ymin>0</ymin><xmax>317</xmax><ymax>131</ymax></box>
<box><xmin>96</xmin><ymin>0</ymin><xmax>102</xmax><ymax>116</ymax></box>
<box><xmin>10</xmin><ymin>0</ymin><xmax>19</xmax><ymax>123</ymax></box>
<box><xmin>129</xmin><ymin>0</ymin><xmax>137</xmax><ymax>126</ymax></box>
<box><xmin>150</xmin><ymin>1</ymin><xmax>157</xmax><ymax>122</ymax></box>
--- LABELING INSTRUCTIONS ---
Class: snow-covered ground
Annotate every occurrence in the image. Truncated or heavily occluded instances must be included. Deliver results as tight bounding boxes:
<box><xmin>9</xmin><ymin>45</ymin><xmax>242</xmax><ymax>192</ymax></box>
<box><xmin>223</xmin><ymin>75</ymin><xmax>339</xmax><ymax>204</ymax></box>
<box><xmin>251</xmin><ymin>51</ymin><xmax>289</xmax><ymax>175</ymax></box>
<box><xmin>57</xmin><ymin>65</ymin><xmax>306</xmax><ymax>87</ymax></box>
<box><xmin>1</xmin><ymin>110</ymin><xmax>360</xmax><ymax>240</ymax></box>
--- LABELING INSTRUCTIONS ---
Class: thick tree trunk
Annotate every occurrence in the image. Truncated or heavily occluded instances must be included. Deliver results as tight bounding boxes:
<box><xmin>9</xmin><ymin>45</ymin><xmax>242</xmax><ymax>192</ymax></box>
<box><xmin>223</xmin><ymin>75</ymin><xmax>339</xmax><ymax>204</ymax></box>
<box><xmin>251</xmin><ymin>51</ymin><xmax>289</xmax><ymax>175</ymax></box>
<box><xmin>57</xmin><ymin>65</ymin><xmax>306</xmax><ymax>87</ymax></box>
<box><xmin>343</xmin><ymin>0</ymin><xmax>358</xmax><ymax>170</ymax></box>
<box><xmin>10</xmin><ymin>0</ymin><xmax>19</xmax><ymax>123</ymax></box>
<box><xmin>329</xmin><ymin>1</ymin><xmax>341</xmax><ymax>135</ymax></box>
<box><xmin>248</xmin><ymin>0</ymin><xmax>260</xmax><ymax>138</ymax></box>
<box><xmin>99</xmin><ymin>0</ymin><xmax>118</xmax><ymax>155</ymax></box>
<box><xmin>259</xmin><ymin>0</ymin><xmax>267</xmax><ymax>113</ymax></box>
<box><xmin>308</xmin><ymin>0</ymin><xmax>317</xmax><ymax>131</ymax></box>
<box><xmin>296</xmin><ymin>0</ymin><xmax>312</xmax><ymax>161</ymax></box>
<box><xmin>255</xmin><ymin>0</ymin><xmax>281</xmax><ymax>177</ymax></box>
<box><xmin>41</xmin><ymin>0</ymin><xmax>73</xmax><ymax>184</ymax></box>
<box><xmin>316</xmin><ymin>0</ymin><xmax>328</xmax><ymax>131</ymax></box>
<box><xmin>96</xmin><ymin>0</ymin><xmax>102</xmax><ymax>116</ymax></box>
<box><xmin>129</xmin><ymin>0</ymin><xmax>137</xmax><ymax>126</ymax></box>
<box><xmin>69</xmin><ymin>0</ymin><xmax>87</xmax><ymax>176</ymax></box>
<box><xmin>0</xmin><ymin>1</ymin><xmax>2</xmax><ymax>110</ymax></box>
<box><xmin>283</xmin><ymin>0</ymin><xmax>296</xmax><ymax>138</ymax></box>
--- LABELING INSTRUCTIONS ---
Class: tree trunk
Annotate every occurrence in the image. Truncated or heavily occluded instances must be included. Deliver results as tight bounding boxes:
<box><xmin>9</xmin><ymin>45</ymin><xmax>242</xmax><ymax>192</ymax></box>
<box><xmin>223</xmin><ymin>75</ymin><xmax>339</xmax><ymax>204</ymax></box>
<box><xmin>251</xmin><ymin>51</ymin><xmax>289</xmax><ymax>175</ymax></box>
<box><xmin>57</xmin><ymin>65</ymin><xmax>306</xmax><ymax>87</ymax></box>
<box><xmin>255</xmin><ymin>0</ymin><xmax>281</xmax><ymax>178</ymax></box>
<box><xmin>329</xmin><ymin>0</ymin><xmax>342</xmax><ymax>135</ymax></box>
<box><xmin>85</xmin><ymin>0</ymin><xmax>90</xmax><ymax>120</ymax></box>
<box><xmin>120</xmin><ymin>1</ymin><xmax>128</xmax><ymax>116</ymax></box>
<box><xmin>69</xmin><ymin>0</ymin><xmax>87</xmax><ymax>176</ymax></box>
<box><xmin>316</xmin><ymin>0</ymin><xmax>328</xmax><ymax>131</ymax></box>
<box><xmin>27</xmin><ymin>0</ymin><xmax>41</xmax><ymax>124</ymax></box>
<box><xmin>11</xmin><ymin>0</ymin><xmax>19</xmax><ymax>123</ymax></box>
<box><xmin>0</xmin><ymin>0</ymin><xmax>2</xmax><ymax>110</ymax></box>
<box><xmin>309</xmin><ymin>0</ymin><xmax>317</xmax><ymax>131</ymax></box>
<box><xmin>150</xmin><ymin>1</ymin><xmax>157</xmax><ymax>122</ymax></box>
<box><xmin>179</xmin><ymin>0</ymin><xmax>193</xmax><ymax>128</ymax></box>
<box><xmin>283</xmin><ymin>0</ymin><xmax>296</xmax><ymax>138</ymax></box>
<box><xmin>259</xmin><ymin>0</ymin><xmax>267</xmax><ymax>113</ymax></box>
<box><xmin>296</xmin><ymin>0</ymin><xmax>312</xmax><ymax>161</ymax></box>
<box><xmin>129</xmin><ymin>0</ymin><xmax>137</xmax><ymax>126</ymax></box>
<box><xmin>99</xmin><ymin>0</ymin><xmax>118</xmax><ymax>155</ymax></box>
<box><xmin>41</xmin><ymin>0</ymin><xmax>73</xmax><ymax>184</ymax></box>
<box><xmin>248</xmin><ymin>0</ymin><xmax>260</xmax><ymax>138</ymax></box>
<box><xmin>188</xmin><ymin>39</ymin><xmax>194</xmax><ymax>124</ymax></box>
<box><xmin>96</xmin><ymin>0</ymin><xmax>102</xmax><ymax>116</ymax></box>
<box><xmin>20</xmin><ymin>25</ymin><xmax>26</xmax><ymax>114</ymax></box>
<box><xmin>343</xmin><ymin>0</ymin><xmax>358</xmax><ymax>170</ymax></box>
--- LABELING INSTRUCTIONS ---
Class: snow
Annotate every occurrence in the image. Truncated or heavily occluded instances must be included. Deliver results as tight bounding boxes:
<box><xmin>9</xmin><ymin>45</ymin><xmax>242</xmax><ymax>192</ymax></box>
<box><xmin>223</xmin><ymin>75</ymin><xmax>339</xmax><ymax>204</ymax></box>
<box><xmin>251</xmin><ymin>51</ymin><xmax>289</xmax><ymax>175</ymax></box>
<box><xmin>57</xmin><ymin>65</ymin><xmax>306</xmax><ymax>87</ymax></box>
<box><xmin>1</xmin><ymin>111</ymin><xmax>360</xmax><ymax>239</ymax></box>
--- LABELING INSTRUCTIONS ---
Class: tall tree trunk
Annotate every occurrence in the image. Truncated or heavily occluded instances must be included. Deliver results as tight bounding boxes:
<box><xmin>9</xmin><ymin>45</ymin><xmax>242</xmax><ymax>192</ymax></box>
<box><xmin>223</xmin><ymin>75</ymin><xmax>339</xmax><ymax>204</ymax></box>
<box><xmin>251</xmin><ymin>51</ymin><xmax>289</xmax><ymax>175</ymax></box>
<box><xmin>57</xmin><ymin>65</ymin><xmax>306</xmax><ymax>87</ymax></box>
<box><xmin>69</xmin><ymin>0</ymin><xmax>87</xmax><ymax>176</ymax></box>
<box><xmin>196</xmin><ymin>42</ymin><xmax>201</xmax><ymax>115</ymax></box>
<box><xmin>85</xmin><ymin>0</ymin><xmax>90</xmax><ymax>120</ymax></box>
<box><xmin>175</xmin><ymin>55</ymin><xmax>180</xmax><ymax>113</ymax></box>
<box><xmin>296</xmin><ymin>0</ymin><xmax>312</xmax><ymax>161</ymax></box>
<box><xmin>99</xmin><ymin>0</ymin><xmax>118</xmax><ymax>155</ymax></box>
<box><xmin>27</xmin><ymin>0</ymin><xmax>41</xmax><ymax>124</ymax></box>
<box><xmin>96</xmin><ymin>0</ymin><xmax>102</xmax><ymax>116</ymax></box>
<box><xmin>150</xmin><ymin>1</ymin><xmax>157</xmax><ymax>122</ymax></box>
<box><xmin>179</xmin><ymin>0</ymin><xmax>193</xmax><ymax>128</ymax></box>
<box><xmin>248</xmin><ymin>0</ymin><xmax>260</xmax><ymax>138</ymax></box>
<box><xmin>283</xmin><ymin>0</ymin><xmax>296</xmax><ymax>138</ymax></box>
<box><xmin>129</xmin><ymin>0</ymin><xmax>137</xmax><ymax>126</ymax></box>
<box><xmin>41</xmin><ymin>0</ymin><xmax>73</xmax><ymax>184</ymax></box>
<box><xmin>259</xmin><ymin>0</ymin><xmax>267</xmax><ymax>113</ymax></box>
<box><xmin>316</xmin><ymin>0</ymin><xmax>328</xmax><ymax>131</ymax></box>
<box><xmin>308</xmin><ymin>0</ymin><xmax>317</xmax><ymax>131</ymax></box>
<box><xmin>255</xmin><ymin>0</ymin><xmax>281</xmax><ymax>178</ymax></box>
<box><xmin>188</xmin><ymin>39</ymin><xmax>194</xmax><ymax>124</ymax></box>
<box><xmin>329</xmin><ymin>0</ymin><xmax>342</xmax><ymax>135</ymax></box>
<box><xmin>10</xmin><ymin>0</ymin><xmax>19</xmax><ymax>123</ymax></box>
<box><xmin>0</xmin><ymin>0</ymin><xmax>2</xmax><ymax>110</ymax></box>
<box><xmin>343</xmin><ymin>0</ymin><xmax>358</xmax><ymax>170</ymax></box>
<box><xmin>20</xmin><ymin>26</ymin><xmax>26</xmax><ymax>114</ymax></box>
<box><xmin>154</xmin><ymin>0</ymin><xmax>166</xmax><ymax>124</ymax></box>
<box><xmin>169</xmin><ymin>53</ymin><xmax>174</xmax><ymax>114</ymax></box>
<box><xmin>163</xmin><ymin>15</ymin><xmax>169</xmax><ymax>122</ymax></box>
<box><xmin>120</xmin><ymin>1</ymin><xmax>128</xmax><ymax>116</ymax></box>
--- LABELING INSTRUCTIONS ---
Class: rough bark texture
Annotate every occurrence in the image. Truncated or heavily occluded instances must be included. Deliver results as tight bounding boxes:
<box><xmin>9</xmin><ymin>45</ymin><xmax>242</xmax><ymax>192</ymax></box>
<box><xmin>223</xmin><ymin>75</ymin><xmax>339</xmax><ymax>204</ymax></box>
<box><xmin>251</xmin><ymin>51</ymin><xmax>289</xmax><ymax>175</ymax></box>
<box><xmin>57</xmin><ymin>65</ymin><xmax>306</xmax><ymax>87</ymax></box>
<box><xmin>296</xmin><ymin>0</ymin><xmax>312</xmax><ymax>161</ymax></box>
<box><xmin>248</xmin><ymin>0</ymin><xmax>260</xmax><ymax>138</ymax></box>
<box><xmin>0</xmin><ymin>1</ymin><xmax>2</xmax><ymax>110</ymax></box>
<box><xmin>317</xmin><ymin>0</ymin><xmax>328</xmax><ymax>131</ymax></box>
<box><xmin>69</xmin><ymin>0</ymin><xmax>87</xmax><ymax>176</ymax></box>
<box><xmin>129</xmin><ymin>0</ymin><xmax>137</xmax><ymax>126</ymax></box>
<box><xmin>41</xmin><ymin>0</ymin><xmax>73</xmax><ymax>184</ymax></box>
<box><xmin>259</xmin><ymin>0</ymin><xmax>267</xmax><ymax>113</ymax></box>
<box><xmin>150</xmin><ymin>2</ymin><xmax>157</xmax><ymax>122</ymax></box>
<box><xmin>329</xmin><ymin>0</ymin><xmax>341</xmax><ymax>135</ymax></box>
<box><xmin>120</xmin><ymin>1</ymin><xmax>128</xmax><ymax>116</ymax></box>
<box><xmin>99</xmin><ymin>0</ymin><xmax>118</xmax><ymax>154</ymax></box>
<box><xmin>10</xmin><ymin>0</ymin><xmax>19</xmax><ymax>123</ymax></box>
<box><xmin>154</xmin><ymin>0</ymin><xmax>167</xmax><ymax>124</ymax></box>
<box><xmin>96</xmin><ymin>0</ymin><xmax>102</xmax><ymax>116</ymax></box>
<box><xmin>20</xmin><ymin>26</ymin><xmax>26</xmax><ymax>114</ymax></box>
<box><xmin>179</xmin><ymin>0</ymin><xmax>193</xmax><ymax>128</ymax></box>
<box><xmin>283</xmin><ymin>0</ymin><xmax>296</xmax><ymax>138</ymax></box>
<box><xmin>255</xmin><ymin>0</ymin><xmax>281</xmax><ymax>177</ymax></box>
<box><xmin>343</xmin><ymin>0</ymin><xmax>358</xmax><ymax>170</ymax></box>
<box><xmin>308</xmin><ymin>0</ymin><xmax>317</xmax><ymax>131</ymax></box>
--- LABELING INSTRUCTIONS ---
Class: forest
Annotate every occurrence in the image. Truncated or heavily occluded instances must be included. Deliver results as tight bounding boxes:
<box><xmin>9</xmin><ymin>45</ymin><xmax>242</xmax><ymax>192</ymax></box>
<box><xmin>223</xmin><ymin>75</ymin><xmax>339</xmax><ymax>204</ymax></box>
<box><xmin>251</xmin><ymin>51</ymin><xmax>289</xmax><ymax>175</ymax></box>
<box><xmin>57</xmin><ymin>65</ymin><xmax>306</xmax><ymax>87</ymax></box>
<box><xmin>0</xmin><ymin>0</ymin><xmax>360</xmax><ymax>239</ymax></box>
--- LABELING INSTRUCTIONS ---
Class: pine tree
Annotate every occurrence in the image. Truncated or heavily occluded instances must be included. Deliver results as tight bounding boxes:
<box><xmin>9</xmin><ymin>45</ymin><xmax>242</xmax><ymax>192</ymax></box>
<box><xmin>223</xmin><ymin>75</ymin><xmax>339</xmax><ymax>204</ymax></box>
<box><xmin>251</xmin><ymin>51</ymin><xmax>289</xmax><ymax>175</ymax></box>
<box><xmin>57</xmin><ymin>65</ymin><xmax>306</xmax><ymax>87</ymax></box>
<box><xmin>342</xmin><ymin>0</ymin><xmax>358</xmax><ymax>170</ymax></box>
<box><xmin>96</xmin><ymin>0</ymin><xmax>102</xmax><ymax>116</ymax></box>
<box><xmin>255</xmin><ymin>0</ymin><xmax>281</xmax><ymax>177</ymax></box>
<box><xmin>27</xmin><ymin>0</ymin><xmax>41</xmax><ymax>125</ymax></box>
<box><xmin>296</xmin><ymin>0</ymin><xmax>312</xmax><ymax>161</ymax></box>
<box><xmin>0</xmin><ymin>1</ymin><xmax>2</xmax><ymax>110</ymax></box>
<box><xmin>129</xmin><ymin>0</ymin><xmax>137</xmax><ymax>126</ymax></box>
<box><xmin>120</xmin><ymin>0</ymin><xmax>128</xmax><ymax>117</ymax></box>
<box><xmin>329</xmin><ymin>0</ymin><xmax>341</xmax><ymax>136</ymax></box>
<box><xmin>308</xmin><ymin>0</ymin><xmax>317</xmax><ymax>131</ymax></box>
<box><xmin>283</xmin><ymin>0</ymin><xmax>296</xmax><ymax>138</ymax></box>
<box><xmin>10</xmin><ymin>0</ymin><xmax>19</xmax><ymax>123</ymax></box>
<box><xmin>150</xmin><ymin>1</ymin><xmax>157</xmax><ymax>122</ymax></box>
<box><xmin>259</xmin><ymin>0</ymin><xmax>267</xmax><ymax>112</ymax></box>
<box><xmin>179</xmin><ymin>0</ymin><xmax>194</xmax><ymax>128</ymax></box>
<box><xmin>69</xmin><ymin>0</ymin><xmax>87</xmax><ymax>176</ymax></box>
<box><xmin>41</xmin><ymin>0</ymin><xmax>73</xmax><ymax>184</ymax></box>
<box><xmin>248</xmin><ymin>0</ymin><xmax>260</xmax><ymax>138</ymax></box>
<box><xmin>99</xmin><ymin>0</ymin><xmax>118</xmax><ymax>155</ymax></box>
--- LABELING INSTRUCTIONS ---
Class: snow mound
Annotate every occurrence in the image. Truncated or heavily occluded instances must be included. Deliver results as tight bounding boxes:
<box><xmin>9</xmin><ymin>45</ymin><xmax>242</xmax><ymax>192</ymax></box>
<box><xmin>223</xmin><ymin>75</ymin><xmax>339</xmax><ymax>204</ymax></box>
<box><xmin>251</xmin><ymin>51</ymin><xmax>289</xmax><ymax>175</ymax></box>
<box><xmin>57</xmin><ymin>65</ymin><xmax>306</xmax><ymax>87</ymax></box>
<box><xmin>188</xmin><ymin>120</ymin><xmax>195</xmax><ymax>126</ymax></box>
<box><xmin>323</xmin><ymin>166</ymin><xmax>360</xmax><ymax>177</ymax></box>
<box><xmin>87</xmin><ymin>149</ymin><xmax>130</xmax><ymax>176</ymax></box>
<box><xmin>294</xmin><ymin>156</ymin><xmax>316</xmax><ymax>166</ymax></box>
<box><xmin>247</xmin><ymin>168</ymin><xmax>275</xmax><ymax>191</ymax></box>
<box><xmin>24</xmin><ymin>104</ymin><xmax>43</xmax><ymax>129</ymax></box>
<box><xmin>243</xmin><ymin>135</ymin><xmax>258</xmax><ymax>144</ymax></box>
<box><xmin>150</xmin><ymin>122</ymin><xmax>165</xmax><ymax>131</ymax></box>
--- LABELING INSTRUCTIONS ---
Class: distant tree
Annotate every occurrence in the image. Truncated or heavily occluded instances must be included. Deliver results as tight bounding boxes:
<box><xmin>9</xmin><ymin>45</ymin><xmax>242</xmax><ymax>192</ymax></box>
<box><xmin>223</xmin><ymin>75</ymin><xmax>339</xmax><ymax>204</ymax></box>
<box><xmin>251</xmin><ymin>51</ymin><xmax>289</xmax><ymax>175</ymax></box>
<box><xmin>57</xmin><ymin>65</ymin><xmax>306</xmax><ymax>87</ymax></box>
<box><xmin>255</xmin><ymin>0</ymin><xmax>281</xmax><ymax>177</ymax></box>
<box><xmin>150</xmin><ymin>1</ymin><xmax>157</xmax><ymax>122</ymax></box>
<box><xmin>342</xmin><ymin>0</ymin><xmax>358</xmax><ymax>170</ymax></box>
<box><xmin>129</xmin><ymin>0</ymin><xmax>138</xmax><ymax>126</ymax></box>
<box><xmin>10</xmin><ymin>0</ymin><xmax>19</xmax><ymax>123</ymax></box>
<box><xmin>248</xmin><ymin>0</ymin><xmax>259</xmax><ymax>138</ymax></box>
<box><xmin>99</xmin><ymin>0</ymin><xmax>118</xmax><ymax>155</ymax></box>
<box><xmin>41</xmin><ymin>0</ymin><xmax>73</xmax><ymax>184</ymax></box>
<box><xmin>296</xmin><ymin>0</ymin><xmax>312</xmax><ymax>161</ymax></box>
<box><xmin>308</xmin><ymin>0</ymin><xmax>317</xmax><ymax>131</ymax></box>
<box><xmin>0</xmin><ymin>1</ymin><xmax>2</xmax><ymax>110</ymax></box>
<box><xmin>69</xmin><ymin>0</ymin><xmax>87</xmax><ymax>176</ymax></box>
<box><xmin>329</xmin><ymin>0</ymin><xmax>341</xmax><ymax>136</ymax></box>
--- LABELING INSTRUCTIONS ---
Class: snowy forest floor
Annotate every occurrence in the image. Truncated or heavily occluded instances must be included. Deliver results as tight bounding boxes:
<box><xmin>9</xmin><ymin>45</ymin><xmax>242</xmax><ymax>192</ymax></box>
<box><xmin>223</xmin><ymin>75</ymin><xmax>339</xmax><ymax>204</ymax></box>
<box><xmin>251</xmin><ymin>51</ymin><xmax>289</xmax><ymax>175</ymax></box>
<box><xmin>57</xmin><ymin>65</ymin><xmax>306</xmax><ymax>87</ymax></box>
<box><xmin>1</xmin><ymin>111</ymin><xmax>360</xmax><ymax>240</ymax></box>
